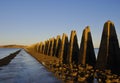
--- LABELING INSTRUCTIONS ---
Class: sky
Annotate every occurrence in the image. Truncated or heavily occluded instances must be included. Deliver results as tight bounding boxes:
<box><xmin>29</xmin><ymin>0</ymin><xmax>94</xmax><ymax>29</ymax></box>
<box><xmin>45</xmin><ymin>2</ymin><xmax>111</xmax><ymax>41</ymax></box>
<box><xmin>0</xmin><ymin>0</ymin><xmax>120</xmax><ymax>48</ymax></box>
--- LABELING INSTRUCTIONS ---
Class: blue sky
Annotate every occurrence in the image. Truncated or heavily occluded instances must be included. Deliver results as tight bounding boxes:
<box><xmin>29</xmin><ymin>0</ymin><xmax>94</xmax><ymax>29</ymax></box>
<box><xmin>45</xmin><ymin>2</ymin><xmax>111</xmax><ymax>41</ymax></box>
<box><xmin>0</xmin><ymin>0</ymin><xmax>120</xmax><ymax>48</ymax></box>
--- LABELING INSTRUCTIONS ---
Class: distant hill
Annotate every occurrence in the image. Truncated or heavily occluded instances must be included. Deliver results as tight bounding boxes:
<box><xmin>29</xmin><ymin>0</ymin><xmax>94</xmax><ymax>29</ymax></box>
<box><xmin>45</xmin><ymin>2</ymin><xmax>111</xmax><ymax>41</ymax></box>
<box><xmin>0</xmin><ymin>45</ymin><xmax>27</xmax><ymax>49</ymax></box>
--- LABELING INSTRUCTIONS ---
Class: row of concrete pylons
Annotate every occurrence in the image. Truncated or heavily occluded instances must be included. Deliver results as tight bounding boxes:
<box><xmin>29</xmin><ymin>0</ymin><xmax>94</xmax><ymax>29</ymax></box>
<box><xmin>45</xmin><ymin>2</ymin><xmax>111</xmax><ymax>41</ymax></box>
<box><xmin>30</xmin><ymin>21</ymin><xmax>120</xmax><ymax>75</ymax></box>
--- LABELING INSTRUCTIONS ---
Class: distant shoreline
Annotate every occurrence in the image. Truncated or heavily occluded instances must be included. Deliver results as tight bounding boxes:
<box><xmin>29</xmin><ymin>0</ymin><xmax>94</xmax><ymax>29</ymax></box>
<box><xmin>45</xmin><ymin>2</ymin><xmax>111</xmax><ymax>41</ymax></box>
<box><xmin>0</xmin><ymin>45</ymin><xmax>27</xmax><ymax>49</ymax></box>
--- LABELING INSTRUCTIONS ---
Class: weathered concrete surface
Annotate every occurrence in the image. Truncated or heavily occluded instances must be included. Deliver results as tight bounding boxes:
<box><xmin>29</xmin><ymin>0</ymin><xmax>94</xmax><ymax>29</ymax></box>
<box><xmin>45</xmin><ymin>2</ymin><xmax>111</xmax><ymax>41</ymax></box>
<box><xmin>47</xmin><ymin>39</ymin><xmax>51</xmax><ymax>55</ymax></box>
<box><xmin>58</xmin><ymin>33</ymin><xmax>68</xmax><ymax>64</ymax></box>
<box><xmin>43</xmin><ymin>40</ymin><xmax>49</xmax><ymax>55</ymax></box>
<box><xmin>78</xmin><ymin>27</ymin><xmax>96</xmax><ymax>67</ymax></box>
<box><xmin>47</xmin><ymin>39</ymin><xmax>52</xmax><ymax>56</ymax></box>
<box><xmin>36</xmin><ymin>42</ymin><xmax>44</xmax><ymax>54</ymax></box>
<box><xmin>34</xmin><ymin>43</ymin><xmax>39</xmax><ymax>52</ymax></box>
<box><xmin>36</xmin><ymin>42</ymin><xmax>41</xmax><ymax>53</ymax></box>
<box><xmin>39</xmin><ymin>42</ymin><xmax>44</xmax><ymax>53</ymax></box>
<box><xmin>96</xmin><ymin>21</ymin><xmax>120</xmax><ymax>75</ymax></box>
<box><xmin>67</xmin><ymin>30</ymin><xmax>79</xmax><ymax>65</ymax></box>
<box><xmin>50</xmin><ymin>38</ymin><xmax>56</xmax><ymax>56</ymax></box>
<box><xmin>41</xmin><ymin>43</ymin><xmax>45</xmax><ymax>54</ymax></box>
<box><xmin>54</xmin><ymin>35</ymin><xmax>61</xmax><ymax>57</ymax></box>
<box><xmin>37</xmin><ymin>43</ymin><xmax>41</xmax><ymax>53</ymax></box>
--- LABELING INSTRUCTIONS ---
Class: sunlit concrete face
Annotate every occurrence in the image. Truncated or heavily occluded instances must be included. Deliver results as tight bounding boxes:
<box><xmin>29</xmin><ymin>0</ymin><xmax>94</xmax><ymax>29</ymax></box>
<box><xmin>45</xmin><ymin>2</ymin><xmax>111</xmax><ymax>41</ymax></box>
<box><xmin>96</xmin><ymin>21</ymin><xmax>120</xmax><ymax>75</ymax></box>
<box><xmin>58</xmin><ymin>33</ymin><xmax>68</xmax><ymax>64</ymax></box>
<box><xmin>49</xmin><ymin>38</ymin><xmax>56</xmax><ymax>56</ymax></box>
<box><xmin>79</xmin><ymin>26</ymin><xmax>96</xmax><ymax>67</ymax></box>
<box><xmin>43</xmin><ymin>40</ymin><xmax>49</xmax><ymax>55</ymax></box>
<box><xmin>67</xmin><ymin>30</ymin><xmax>79</xmax><ymax>65</ymax></box>
<box><xmin>47</xmin><ymin>38</ymin><xmax>53</xmax><ymax>56</ymax></box>
<box><xmin>54</xmin><ymin>35</ymin><xmax>61</xmax><ymax>57</ymax></box>
<box><xmin>39</xmin><ymin>42</ymin><xmax>44</xmax><ymax>53</ymax></box>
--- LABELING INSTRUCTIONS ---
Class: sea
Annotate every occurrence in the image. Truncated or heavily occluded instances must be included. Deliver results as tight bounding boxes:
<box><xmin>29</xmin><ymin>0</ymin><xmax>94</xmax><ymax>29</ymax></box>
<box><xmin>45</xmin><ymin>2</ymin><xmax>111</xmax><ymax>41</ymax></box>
<box><xmin>0</xmin><ymin>48</ymin><xmax>61</xmax><ymax>83</ymax></box>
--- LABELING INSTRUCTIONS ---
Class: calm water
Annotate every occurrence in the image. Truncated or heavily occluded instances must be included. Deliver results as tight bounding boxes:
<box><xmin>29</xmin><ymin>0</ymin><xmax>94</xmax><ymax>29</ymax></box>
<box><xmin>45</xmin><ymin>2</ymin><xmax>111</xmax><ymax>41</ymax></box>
<box><xmin>0</xmin><ymin>48</ymin><xmax>19</xmax><ymax>59</ymax></box>
<box><xmin>0</xmin><ymin>48</ymin><xmax>61</xmax><ymax>83</ymax></box>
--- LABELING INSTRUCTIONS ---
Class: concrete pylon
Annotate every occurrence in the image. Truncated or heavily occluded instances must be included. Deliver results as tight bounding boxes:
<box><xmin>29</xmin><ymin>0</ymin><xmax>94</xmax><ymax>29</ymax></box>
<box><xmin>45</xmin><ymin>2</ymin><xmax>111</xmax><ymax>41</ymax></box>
<box><xmin>78</xmin><ymin>26</ymin><xmax>96</xmax><ymax>67</ymax></box>
<box><xmin>43</xmin><ymin>40</ymin><xmax>49</xmax><ymax>55</ymax></box>
<box><xmin>54</xmin><ymin>35</ymin><xmax>61</xmax><ymax>57</ymax></box>
<box><xmin>50</xmin><ymin>38</ymin><xmax>56</xmax><ymax>56</ymax></box>
<box><xmin>43</xmin><ymin>41</ymin><xmax>46</xmax><ymax>54</ymax></box>
<box><xmin>47</xmin><ymin>39</ymin><xmax>52</xmax><ymax>56</ymax></box>
<box><xmin>41</xmin><ymin>43</ymin><xmax>45</xmax><ymax>54</ymax></box>
<box><xmin>53</xmin><ymin>39</ymin><xmax>57</xmax><ymax>56</ymax></box>
<box><xmin>37</xmin><ymin>42</ymin><xmax>42</xmax><ymax>53</ymax></box>
<box><xmin>35</xmin><ymin>43</ymin><xmax>40</xmax><ymax>52</ymax></box>
<box><xmin>58</xmin><ymin>33</ymin><xmax>69</xmax><ymax>64</ymax></box>
<box><xmin>47</xmin><ymin>40</ymin><xmax>50</xmax><ymax>55</ymax></box>
<box><xmin>40</xmin><ymin>42</ymin><xmax>43</xmax><ymax>53</ymax></box>
<box><xmin>67</xmin><ymin>30</ymin><xmax>79</xmax><ymax>65</ymax></box>
<box><xmin>96</xmin><ymin>21</ymin><xmax>120</xmax><ymax>74</ymax></box>
<box><xmin>36</xmin><ymin>43</ymin><xmax>39</xmax><ymax>53</ymax></box>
